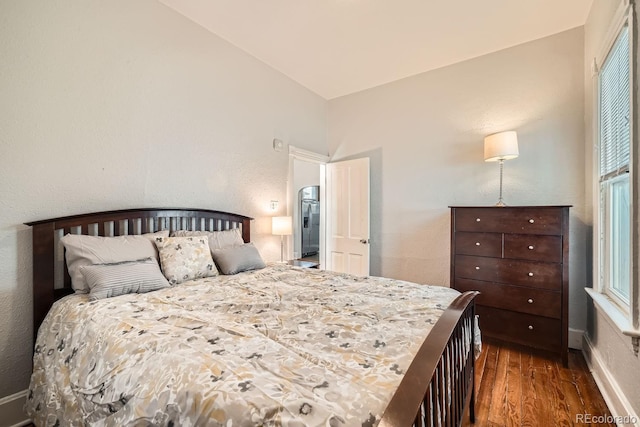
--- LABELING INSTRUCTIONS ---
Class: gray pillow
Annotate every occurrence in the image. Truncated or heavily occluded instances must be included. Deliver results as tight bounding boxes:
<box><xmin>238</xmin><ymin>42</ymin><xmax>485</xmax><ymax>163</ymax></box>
<box><xmin>80</xmin><ymin>258</ymin><xmax>170</xmax><ymax>300</ymax></box>
<box><xmin>211</xmin><ymin>243</ymin><xmax>266</xmax><ymax>275</ymax></box>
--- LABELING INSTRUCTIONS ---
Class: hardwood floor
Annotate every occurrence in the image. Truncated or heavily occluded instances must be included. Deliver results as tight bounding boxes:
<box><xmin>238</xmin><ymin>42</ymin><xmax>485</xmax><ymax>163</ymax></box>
<box><xmin>463</xmin><ymin>339</ymin><xmax>614</xmax><ymax>427</ymax></box>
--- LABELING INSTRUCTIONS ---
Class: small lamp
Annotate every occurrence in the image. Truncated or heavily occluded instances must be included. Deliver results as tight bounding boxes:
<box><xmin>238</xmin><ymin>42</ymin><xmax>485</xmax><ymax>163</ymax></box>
<box><xmin>484</xmin><ymin>131</ymin><xmax>519</xmax><ymax>207</ymax></box>
<box><xmin>272</xmin><ymin>216</ymin><xmax>292</xmax><ymax>263</ymax></box>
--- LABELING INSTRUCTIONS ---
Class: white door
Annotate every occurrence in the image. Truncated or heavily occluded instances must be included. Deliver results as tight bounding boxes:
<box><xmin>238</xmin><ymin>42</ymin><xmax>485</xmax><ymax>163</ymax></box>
<box><xmin>325</xmin><ymin>158</ymin><xmax>370</xmax><ymax>276</ymax></box>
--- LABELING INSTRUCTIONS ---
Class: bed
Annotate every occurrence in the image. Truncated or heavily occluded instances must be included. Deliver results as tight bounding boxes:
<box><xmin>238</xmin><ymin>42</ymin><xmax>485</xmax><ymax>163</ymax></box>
<box><xmin>25</xmin><ymin>208</ymin><xmax>478</xmax><ymax>427</ymax></box>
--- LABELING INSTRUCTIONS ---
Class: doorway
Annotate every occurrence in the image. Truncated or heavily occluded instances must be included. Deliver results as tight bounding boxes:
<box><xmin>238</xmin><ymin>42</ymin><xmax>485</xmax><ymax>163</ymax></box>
<box><xmin>288</xmin><ymin>146</ymin><xmax>371</xmax><ymax>275</ymax></box>
<box><xmin>299</xmin><ymin>185</ymin><xmax>320</xmax><ymax>262</ymax></box>
<box><xmin>288</xmin><ymin>147</ymin><xmax>328</xmax><ymax>267</ymax></box>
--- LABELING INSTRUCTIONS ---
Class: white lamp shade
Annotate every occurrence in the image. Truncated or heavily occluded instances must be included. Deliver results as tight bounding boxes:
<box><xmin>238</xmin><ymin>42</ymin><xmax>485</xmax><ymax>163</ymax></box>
<box><xmin>272</xmin><ymin>216</ymin><xmax>293</xmax><ymax>236</ymax></box>
<box><xmin>484</xmin><ymin>131</ymin><xmax>519</xmax><ymax>162</ymax></box>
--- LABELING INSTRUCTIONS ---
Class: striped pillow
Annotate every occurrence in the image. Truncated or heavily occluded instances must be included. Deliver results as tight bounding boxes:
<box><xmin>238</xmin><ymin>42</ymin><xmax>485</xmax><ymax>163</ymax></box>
<box><xmin>80</xmin><ymin>258</ymin><xmax>170</xmax><ymax>300</ymax></box>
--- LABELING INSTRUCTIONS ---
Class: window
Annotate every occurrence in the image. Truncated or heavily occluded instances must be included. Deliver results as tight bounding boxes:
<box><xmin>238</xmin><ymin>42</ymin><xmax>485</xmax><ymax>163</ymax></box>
<box><xmin>598</xmin><ymin>24</ymin><xmax>631</xmax><ymax>306</ymax></box>
<box><xmin>603</xmin><ymin>175</ymin><xmax>630</xmax><ymax>303</ymax></box>
<box><xmin>590</xmin><ymin>0</ymin><xmax>640</xmax><ymax>353</ymax></box>
<box><xmin>598</xmin><ymin>22</ymin><xmax>632</xmax><ymax>309</ymax></box>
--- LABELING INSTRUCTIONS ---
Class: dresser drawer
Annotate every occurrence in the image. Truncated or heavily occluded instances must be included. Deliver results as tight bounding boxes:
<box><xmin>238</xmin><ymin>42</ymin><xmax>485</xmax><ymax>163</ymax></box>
<box><xmin>454</xmin><ymin>207</ymin><xmax>563</xmax><ymax>235</ymax></box>
<box><xmin>476</xmin><ymin>306</ymin><xmax>561</xmax><ymax>352</ymax></box>
<box><xmin>454</xmin><ymin>278</ymin><xmax>561</xmax><ymax>319</ymax></box>
<box><xmin>454</xmin><ymin>255</ymin><xmax>562</xmax><ymax>290</ymax></box>
<box><xmin>454</xmin><ymin>232</ymin><xmax>502</xmax><ymax>257</ymax></box>
<box><xmin>504</xmin><ymin>234</ymin><xmax>562</xmax><ymax>262</ymax></box>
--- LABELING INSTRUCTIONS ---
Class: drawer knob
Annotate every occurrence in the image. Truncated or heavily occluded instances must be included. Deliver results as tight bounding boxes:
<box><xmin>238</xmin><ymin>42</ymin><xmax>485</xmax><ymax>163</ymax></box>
<box><xmin>528</xmin><ymin>298</ymin><xmax>534</xmax><ymax>304</ymax></box>
<box><xmin>475</xmin><ymin>266</ymin><xmax>480</xmax><ymax>270</ymax></box>
<box><xmin>528</xmin><ymin>325</ymin><xmax>534</xmax><ymax>330</ymax></box>
<box><xmin>475</xmin><ymin>242</ymin><xmax>481</xmax><ymax>246</ymax></box>
<box><xmin>528</xmin><ymin>272</ymin><xmax>534</xmax><ymax>277</ymax></box>
<box><xmin>476</xmin><ymin>218</ymin><xmax>481</xmax><ymax>222</ymax></box>
<box><xmin>528</xmin><ymin>245</ymin><xmax>534</xmax><ymax>250</ymax></box>
<box><xmin>528</xmin><ymin>219</ymin><xmax>535</xmax><ymax>224</ymax></box>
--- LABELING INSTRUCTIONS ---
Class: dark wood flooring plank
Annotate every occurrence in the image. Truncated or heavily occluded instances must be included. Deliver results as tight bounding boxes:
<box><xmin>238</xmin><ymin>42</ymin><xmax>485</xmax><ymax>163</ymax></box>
<box><xmin>463</xmin><ymin>341</ymin><xmax>498</xmax><ymax>427</ymax></box>
<box><xmin>555</xmin><ymin>352</ymin><xmax>587</xmax><ymax>426</ymax></box>
<box><xmin>487</xmin><ymin>344</ymin><xmax>509</xmax><ymax>425</ymax></box>
<box><xmin>521</xmin><ymin>349</ymin><xmax>544</xmax><ymax>427</ymax></box>
<box><xmin>546</xmin><ymin>356</ymin><xmax>572</xmax><ymax>427</ymax></box>
<box><xmin>569</xmin><ymin>351</ymin><xmax>616</xmax><ymax>426</ymax></box>
<box><xmin>505</xmin><ymin>346</ymin><xmax>522</xmax><ymax>426</ymax></box>
<box><xmin>474</xmin><ymin>338</ymin><xmax>489</xmax><ymax>391</ymax></box>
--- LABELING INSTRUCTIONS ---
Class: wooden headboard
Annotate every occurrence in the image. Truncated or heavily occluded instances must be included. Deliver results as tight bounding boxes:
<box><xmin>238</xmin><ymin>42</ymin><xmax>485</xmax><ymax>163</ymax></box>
<box><xmin>25</xmin><ymin>208</ymin><xmax>252</xmax><ymax>341</ymax></box>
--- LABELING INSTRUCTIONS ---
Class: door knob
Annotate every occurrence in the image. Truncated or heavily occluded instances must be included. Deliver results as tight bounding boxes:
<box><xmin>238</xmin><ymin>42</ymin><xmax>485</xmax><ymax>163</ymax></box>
<box><xmin>360</xmin><ymin>238</ymin><xmax>370</xmax><ymax>244</ymax></box>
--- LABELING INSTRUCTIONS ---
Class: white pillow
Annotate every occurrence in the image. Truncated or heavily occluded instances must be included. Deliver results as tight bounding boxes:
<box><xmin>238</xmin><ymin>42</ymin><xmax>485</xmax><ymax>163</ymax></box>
<box><xmin>61</xmin><ymin>230</ymin><xmax>169</xmax><ymax>293</ymax></box>
<box><xmin>154</xmin><ymin>236</ymin><xmax>218</xmax><ymax>285</ymax></box>
<box><xmin>171</xmin><ymin>228</ymin><xmax>244</xmax><ymax>251</ymax></box>
<box><xmin>80</xmin><ymin>258</ymin><xmax>170</xmax><ymax>300</ymax></box>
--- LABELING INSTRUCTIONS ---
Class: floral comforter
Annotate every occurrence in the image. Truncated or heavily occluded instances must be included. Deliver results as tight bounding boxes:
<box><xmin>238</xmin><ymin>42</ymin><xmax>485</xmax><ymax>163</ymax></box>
<box><xmin>26</xmin><ymin>264</ymin><xmax>460</xmax><ymax>426</ymax></box>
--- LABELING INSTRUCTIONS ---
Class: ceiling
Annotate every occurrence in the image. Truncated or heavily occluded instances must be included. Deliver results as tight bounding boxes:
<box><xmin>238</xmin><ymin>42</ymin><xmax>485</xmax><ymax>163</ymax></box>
<box><xmin>159</xmin><ymin>0</ymin><xmax>593</xmax><ymax>100</ymax></box>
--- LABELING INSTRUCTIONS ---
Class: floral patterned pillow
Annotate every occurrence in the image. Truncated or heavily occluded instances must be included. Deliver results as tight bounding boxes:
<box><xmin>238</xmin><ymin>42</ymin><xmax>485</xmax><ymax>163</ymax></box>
<box><xmin>154</xmin><ymin>236</ymin><xmax>218</xmax><ymax>284</ymax></box>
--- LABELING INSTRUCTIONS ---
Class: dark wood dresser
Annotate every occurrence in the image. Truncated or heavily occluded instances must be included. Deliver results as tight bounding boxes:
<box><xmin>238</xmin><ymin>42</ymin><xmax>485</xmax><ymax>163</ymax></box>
<box><xmin>450</xmin><ymin>206</ymin><xmax>570</xmax><ymax>366</ymax></box>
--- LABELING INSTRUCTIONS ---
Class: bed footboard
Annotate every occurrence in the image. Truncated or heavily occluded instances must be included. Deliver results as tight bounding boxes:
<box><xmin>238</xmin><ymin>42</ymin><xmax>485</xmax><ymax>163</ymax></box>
<box><xmin>379</xmin><ymin>291</ymin><xmax>479</xmax><ymax>427</ymax></box>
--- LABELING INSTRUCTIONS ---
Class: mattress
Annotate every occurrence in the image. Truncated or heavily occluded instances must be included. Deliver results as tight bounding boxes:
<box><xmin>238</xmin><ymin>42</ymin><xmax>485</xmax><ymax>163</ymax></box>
<box><xmin>25</xmin><ymin>264</ymin><xmax>461</xmax><ymax>426</ymax></box>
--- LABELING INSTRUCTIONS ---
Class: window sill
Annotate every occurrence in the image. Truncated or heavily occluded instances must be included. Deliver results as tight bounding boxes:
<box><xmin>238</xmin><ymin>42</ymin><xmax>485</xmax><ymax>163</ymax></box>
<box><xmin>585</xmin><ymin>287</ymin><xmax>640</xmax><ymax>355</ymax></box>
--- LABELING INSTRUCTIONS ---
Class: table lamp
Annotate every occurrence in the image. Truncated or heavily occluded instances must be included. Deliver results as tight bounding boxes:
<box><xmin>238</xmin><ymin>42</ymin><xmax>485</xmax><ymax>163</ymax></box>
<box><xmin>484</xmin><ymin>131</ymin><xmax>519</xmax><ymax>207</ymax></box>
<box><xmin>272</xmin><ymin>216</ymin><xmax>292</xmax><ymax>263</ymax></box>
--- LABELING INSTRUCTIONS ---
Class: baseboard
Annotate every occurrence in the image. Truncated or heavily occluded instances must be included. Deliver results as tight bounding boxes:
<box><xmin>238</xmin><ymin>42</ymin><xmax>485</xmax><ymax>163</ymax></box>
<box><xmin>583</xmin><ymin>335</ymin><xmax>640</xmax><ymax>427</ymax></box>
<box><xmin>0</xmin><ymin>390</ymin><xmax>30</xmax><ymax>427</ymax></box>
<box><xmin>569</xmin><ymin>328</ymin><xmax>584</xmax><ymax>350</ymax></box>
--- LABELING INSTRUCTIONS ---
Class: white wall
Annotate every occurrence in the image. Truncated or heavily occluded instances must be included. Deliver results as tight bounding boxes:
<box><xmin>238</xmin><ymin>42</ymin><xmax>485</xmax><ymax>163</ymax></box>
<box><xmin>328</xmin><ymin>28</ymin><xmax>587</xmax><ymax>331</ymax></box>
<box><xmin>0</xmin><ymin>0</ymin><xmax>327</xmax><ymax>401</ymax></box>
<box><xmin>583</xmin><ymin>0</ymin><xmax>640</xmax><ymax>417</ymax></box>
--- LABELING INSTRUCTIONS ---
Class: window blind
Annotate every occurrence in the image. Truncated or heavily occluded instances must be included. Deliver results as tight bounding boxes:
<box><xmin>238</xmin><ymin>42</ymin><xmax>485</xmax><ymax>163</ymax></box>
<box><xmin>600</xmin><ymin>24</ymin><xmax>631</xmax><ymax>181</ymax></box>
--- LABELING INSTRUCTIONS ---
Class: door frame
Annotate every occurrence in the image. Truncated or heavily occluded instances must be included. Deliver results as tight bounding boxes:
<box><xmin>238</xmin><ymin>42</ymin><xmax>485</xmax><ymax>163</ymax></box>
<box><xmin>287</xmin><ymin>146</ymin><xmax>329</xmax><ymax>267</ymax></box>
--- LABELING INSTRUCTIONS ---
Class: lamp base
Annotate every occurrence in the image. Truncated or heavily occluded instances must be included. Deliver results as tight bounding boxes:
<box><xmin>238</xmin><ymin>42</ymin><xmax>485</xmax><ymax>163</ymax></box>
<box><xmin>493</xmin><ymin>159</ymin><xmax>509</xmax><ymax>207</ymax></box>
<box><xmin>279</xmin><ymin>235</ymin><xmax>287</xmax><ymax>263</ymax></box>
